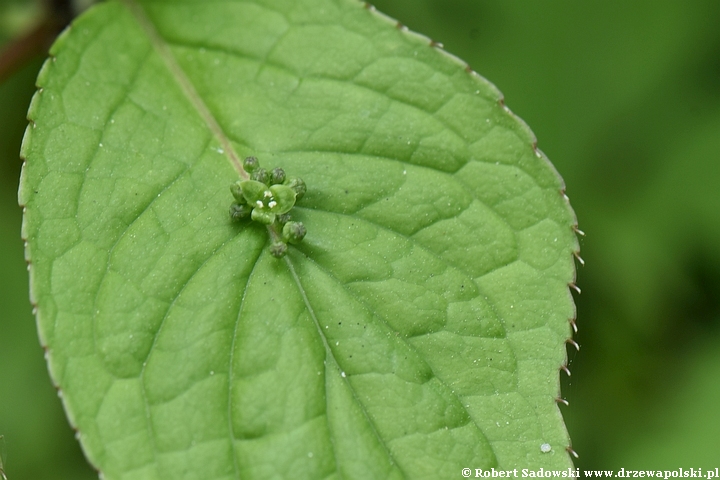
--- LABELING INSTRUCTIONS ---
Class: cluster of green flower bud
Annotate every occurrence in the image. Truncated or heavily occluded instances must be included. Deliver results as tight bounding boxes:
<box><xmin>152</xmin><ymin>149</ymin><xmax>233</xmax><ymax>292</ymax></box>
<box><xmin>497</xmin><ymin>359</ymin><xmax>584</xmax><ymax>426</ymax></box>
<box><xmin>229</xmin><ymin>156</ymin><xmax>307</xmax><ymax>258</ymax></box>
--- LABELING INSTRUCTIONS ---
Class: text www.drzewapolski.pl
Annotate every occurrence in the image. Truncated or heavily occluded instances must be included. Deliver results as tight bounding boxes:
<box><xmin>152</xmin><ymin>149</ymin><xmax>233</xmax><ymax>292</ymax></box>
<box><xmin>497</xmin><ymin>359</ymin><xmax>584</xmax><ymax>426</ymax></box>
<box><xmin>462</xmin><ymin>468</ymin><xmax>720</xmax><ymax>479</ymax></box>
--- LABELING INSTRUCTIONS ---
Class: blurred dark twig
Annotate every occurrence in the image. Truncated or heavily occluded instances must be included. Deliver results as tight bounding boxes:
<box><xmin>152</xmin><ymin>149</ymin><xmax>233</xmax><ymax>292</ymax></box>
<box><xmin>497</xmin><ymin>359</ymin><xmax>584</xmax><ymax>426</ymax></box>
<box><xmin>0</xmin><ymin>0</ymin><xmax>75</xmax><ymax>83</ymax></box>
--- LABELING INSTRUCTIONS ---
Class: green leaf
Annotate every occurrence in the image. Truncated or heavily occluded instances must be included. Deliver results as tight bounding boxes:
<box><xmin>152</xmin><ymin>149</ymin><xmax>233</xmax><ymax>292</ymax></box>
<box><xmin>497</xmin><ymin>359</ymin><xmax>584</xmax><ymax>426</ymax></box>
<box><xmin>19</xmin><ymin>0</ymin><xmax>580</xmax><ymax>477</ymax></box>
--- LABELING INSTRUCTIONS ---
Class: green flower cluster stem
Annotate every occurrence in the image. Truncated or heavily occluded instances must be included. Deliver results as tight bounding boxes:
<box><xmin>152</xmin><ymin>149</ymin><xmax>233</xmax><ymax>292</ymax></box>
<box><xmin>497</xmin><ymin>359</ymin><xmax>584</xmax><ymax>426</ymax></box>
<box><xmin>230</xmin><ymin>156</ymin><xmax>307</xmax><ymax>257</ymax></box>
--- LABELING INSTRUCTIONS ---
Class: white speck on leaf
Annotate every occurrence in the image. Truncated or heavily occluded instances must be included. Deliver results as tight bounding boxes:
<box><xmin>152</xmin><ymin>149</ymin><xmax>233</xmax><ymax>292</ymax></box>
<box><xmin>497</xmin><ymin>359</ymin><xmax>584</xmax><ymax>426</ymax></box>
<box><xmin>540</xmin><ymin>443</ymin><xmax>552</xmax><ymax>453</ymax></box>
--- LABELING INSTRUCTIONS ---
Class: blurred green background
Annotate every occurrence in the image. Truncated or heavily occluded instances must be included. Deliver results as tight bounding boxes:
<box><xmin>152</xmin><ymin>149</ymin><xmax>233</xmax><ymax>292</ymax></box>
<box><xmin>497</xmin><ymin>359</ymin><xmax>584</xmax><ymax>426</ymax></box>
<box><xmin>1</xmin><ymin>0</ymin><xmax>719</xmax><ymax>477</ymax></box>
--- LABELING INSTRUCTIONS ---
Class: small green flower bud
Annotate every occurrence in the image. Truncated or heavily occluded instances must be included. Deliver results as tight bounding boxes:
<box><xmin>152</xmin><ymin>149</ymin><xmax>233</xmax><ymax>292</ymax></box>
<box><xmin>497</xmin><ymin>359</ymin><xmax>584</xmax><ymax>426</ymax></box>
<box><xmin>276</xmin><ymin>213</ymin><xmax>291</xmax><ymax>225</ymax></box>
<box><xmin>229</xmin><ymin>181</ymin><xmax>246</xmax><ymax>203</ymax></box>
<box><xmin>229</xmin><ymin>202</ymin><xmax>252</xmax><ymax>220</ymax></box>
<box><xmin>282</xmin><ymin>221</ymin><xmax>307</xmax><ymax>244</ymax></box>
<box><xmin>270</xmin><ymin>167</ymin><xmax>286</xmax><ymax>185</ymax></box>
<box><xmin>286</xmin><ymin>177</ymin><xmax>306</xmax><ymax>200</ymax></box>
<box><xmin>270</xmin><ymin>241</ymin><xmax>288</xmax><ymax>258</ymax></box>
<box><xmin>243</xmin><ymin>156</ymin><xmax>259</xmax><ymax>173</ymax></box>
<box><xmin>251</xmin><ymin>167</ymin><xmax>270</xmax><ymax>184</ymax></box>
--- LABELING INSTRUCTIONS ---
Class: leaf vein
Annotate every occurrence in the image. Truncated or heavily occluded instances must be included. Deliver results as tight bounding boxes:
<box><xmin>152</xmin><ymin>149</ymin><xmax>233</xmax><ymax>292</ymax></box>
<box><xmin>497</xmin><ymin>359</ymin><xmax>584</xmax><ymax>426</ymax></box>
<box><xmin>121</xmin><ymin>0</ymin><xmax>247</xmax><ymax>177</ymax></box>
<box><xmin>282</xmin><ymin>255</ymin><xmax>408</xmax><ymax>479</ymax></box>
<box><xmin>226</xmin><ymin>242</ymin><xmax>265</xmax><ymax>478</ymax></box>
<box><xmin>289</xmin><ymin>251</ymin><xmax>498</xmax><ymax>462</ymax></box>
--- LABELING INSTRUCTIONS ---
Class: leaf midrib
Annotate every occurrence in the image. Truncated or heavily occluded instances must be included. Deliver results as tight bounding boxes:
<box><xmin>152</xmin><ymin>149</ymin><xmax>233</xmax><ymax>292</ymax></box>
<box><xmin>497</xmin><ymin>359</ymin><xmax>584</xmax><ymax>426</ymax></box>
<box><xmin>121</xmin><ymin>0</ymin><xmax>246</xmax><ymax>177</ymax></box>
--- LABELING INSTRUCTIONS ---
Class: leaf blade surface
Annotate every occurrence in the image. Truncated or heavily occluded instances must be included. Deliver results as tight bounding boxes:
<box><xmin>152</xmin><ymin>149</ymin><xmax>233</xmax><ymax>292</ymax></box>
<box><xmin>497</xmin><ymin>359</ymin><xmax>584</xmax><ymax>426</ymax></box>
<box><xmin>20</xmin><ymin>0</ymin><xmax>579</xmax><ymax>477</ymax></box>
